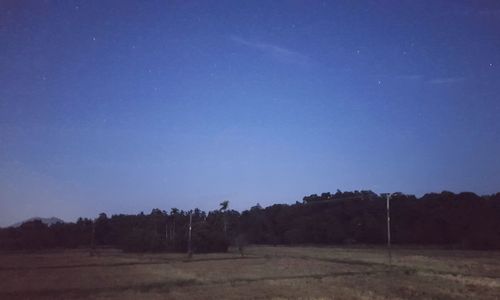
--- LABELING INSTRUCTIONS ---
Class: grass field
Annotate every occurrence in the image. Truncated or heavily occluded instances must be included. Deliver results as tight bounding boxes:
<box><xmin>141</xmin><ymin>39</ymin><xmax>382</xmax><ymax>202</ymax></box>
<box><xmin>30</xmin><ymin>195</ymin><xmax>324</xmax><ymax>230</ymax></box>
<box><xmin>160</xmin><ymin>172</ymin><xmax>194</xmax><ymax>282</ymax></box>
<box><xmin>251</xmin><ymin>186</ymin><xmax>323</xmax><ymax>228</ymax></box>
<box><xmin>1</xmin><ymin>245</ymin><xmax>500</xmax><ymax>299</ymax></box>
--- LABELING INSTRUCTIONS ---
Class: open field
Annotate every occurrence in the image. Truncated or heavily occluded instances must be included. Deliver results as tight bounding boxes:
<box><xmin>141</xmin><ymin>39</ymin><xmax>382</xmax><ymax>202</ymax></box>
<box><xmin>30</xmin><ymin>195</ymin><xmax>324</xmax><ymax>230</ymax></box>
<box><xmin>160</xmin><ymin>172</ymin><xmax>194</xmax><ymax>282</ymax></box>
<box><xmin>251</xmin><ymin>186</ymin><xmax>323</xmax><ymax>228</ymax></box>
<box><xmin>1</xmin><ymin>246</ymin><xmax>500</xmax><ymax>299</ymax></box>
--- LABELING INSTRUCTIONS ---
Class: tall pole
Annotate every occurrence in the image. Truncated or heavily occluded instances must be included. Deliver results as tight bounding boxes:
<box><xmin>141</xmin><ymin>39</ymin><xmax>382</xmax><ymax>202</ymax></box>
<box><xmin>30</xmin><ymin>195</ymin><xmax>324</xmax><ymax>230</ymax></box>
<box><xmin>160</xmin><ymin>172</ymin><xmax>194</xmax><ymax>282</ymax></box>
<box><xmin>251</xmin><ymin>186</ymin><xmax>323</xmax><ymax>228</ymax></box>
<box><xmin>188</xmin><ymin>212</ymin><xmax>193</xmax><ymax>257</ymax></box>
<box><xmin>172</xmin><ymin>218</ymin><xmax>175</xmax><ymax>242</ymax></box>
<box><xmin>165</xmin><ymin>222</ymin><xmax>168</xmax><ymax>243</ymax></box>
<box><xmin>386</xmin><ymin>193</ymin><xmax>392</xmax><ymax>265</ymax></box>
<box><xmin>223</xmin><ymin>213</ymin><xmax>227</xmax><ymax>238</ymax></box>
<box><xmin>90</xmin><ymin>219</ymin><xmax>96</xmax><ymax>256</ymax></box>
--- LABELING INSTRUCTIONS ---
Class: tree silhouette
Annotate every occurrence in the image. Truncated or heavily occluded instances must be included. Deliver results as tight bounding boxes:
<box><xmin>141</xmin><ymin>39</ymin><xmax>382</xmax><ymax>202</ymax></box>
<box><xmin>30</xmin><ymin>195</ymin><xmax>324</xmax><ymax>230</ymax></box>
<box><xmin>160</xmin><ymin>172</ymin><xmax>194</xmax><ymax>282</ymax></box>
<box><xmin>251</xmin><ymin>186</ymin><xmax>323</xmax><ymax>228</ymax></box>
<box><xmin>1</xmin><ymin>191</ymin><xmax>500</xmax><ymax>252</ymax></box>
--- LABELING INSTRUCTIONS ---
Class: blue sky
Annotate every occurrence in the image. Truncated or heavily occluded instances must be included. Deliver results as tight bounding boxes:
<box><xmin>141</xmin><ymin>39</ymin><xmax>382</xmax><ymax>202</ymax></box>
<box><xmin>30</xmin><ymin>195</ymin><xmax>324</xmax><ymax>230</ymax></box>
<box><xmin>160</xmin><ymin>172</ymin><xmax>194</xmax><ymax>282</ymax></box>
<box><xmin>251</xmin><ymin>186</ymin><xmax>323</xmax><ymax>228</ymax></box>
<box><xmin>1</xmin><ymin>0</ymin><xmax>499</xmax><ymax>226</ymax></box>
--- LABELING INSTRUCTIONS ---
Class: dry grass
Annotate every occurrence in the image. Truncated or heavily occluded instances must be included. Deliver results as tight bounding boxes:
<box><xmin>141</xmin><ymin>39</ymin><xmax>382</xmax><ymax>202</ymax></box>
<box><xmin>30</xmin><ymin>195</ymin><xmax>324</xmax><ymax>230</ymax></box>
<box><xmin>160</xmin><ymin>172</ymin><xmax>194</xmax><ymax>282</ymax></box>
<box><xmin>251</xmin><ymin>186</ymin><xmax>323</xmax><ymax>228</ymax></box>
<box><xmin>0</xmin><ymin>245</ymin><xmax>499</xmax><ymax>299</ymax></box>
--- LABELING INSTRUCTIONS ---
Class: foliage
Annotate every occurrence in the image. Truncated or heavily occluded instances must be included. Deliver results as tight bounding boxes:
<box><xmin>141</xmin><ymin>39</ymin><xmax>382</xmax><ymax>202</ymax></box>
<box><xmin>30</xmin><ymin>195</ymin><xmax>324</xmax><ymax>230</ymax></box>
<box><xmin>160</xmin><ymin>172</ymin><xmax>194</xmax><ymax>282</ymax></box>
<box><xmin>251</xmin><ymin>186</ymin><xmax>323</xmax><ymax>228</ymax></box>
<box><xmin>1</xmin><ymin>191</ymin><xmax>500</xmax><ymax>252</ymax></box>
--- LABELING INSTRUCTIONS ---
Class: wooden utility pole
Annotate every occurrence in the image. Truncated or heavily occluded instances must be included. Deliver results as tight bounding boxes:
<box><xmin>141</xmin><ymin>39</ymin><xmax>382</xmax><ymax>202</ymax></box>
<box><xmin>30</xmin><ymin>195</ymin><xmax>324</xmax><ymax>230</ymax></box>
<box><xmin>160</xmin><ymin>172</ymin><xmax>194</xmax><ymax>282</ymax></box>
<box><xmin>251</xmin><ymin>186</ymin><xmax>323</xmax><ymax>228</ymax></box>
<box><xmin>187</xmin><ymin>212</ymin><xmax>193</xmax><ymax>258</ymax></box>
<box><xmin>386</xmin><ymin>193</ymin><xmax>392</xmax><ymax>265</ymax></box>
<box><xmin>223</xmin><ymin>216</ymin><xmax>227</xmax><ymax>237</ymax></box>
<box><xmin>172</xmin><ymin>218</ymin><xmax>175</xmax><ymax>241</ymax></box>
<box><xmin>165</xmin><ymin>222</ymin><xmax>168</xmax><ymax>243</ymax></box>
<box><xmin>90</xmin><ymin>219</ymin><xmax>96</xmax><ymax>256</ymax></box>
<box><xmin>220</xmin><ymin>200</ymin><xmax>229</xmax><ymax>239</ymax></box>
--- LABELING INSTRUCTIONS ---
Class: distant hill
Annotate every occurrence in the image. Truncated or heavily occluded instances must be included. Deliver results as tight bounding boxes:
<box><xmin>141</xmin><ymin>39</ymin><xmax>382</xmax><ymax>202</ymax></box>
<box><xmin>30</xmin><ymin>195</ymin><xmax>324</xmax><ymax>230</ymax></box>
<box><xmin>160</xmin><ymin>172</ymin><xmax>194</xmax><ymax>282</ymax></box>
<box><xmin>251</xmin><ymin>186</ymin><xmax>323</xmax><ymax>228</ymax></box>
<box><xmin>11</xmin><ymin>217</ymin><xmax>65</xmax><ymax>228</ymax></box>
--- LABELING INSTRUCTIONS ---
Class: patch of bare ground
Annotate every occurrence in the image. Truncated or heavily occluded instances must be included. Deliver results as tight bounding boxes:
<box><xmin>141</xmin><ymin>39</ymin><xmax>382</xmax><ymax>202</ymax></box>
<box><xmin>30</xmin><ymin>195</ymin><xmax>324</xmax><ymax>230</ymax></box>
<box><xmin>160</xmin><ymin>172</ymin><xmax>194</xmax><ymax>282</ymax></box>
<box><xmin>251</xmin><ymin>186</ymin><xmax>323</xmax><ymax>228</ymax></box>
<box><xmin>0</xmin><ymin>246</ymin><xmax>499</xmax><ymax>299</ymax></box>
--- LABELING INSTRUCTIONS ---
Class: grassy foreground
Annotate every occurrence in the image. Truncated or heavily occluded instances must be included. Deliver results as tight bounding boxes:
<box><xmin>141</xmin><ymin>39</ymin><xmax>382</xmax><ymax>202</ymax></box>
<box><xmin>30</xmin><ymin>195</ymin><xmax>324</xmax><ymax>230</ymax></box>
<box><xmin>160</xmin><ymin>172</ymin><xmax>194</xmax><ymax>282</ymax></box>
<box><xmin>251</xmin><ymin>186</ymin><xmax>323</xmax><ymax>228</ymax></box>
<box><xmin>0</xmin><ymin>245</ymin><xmax>499</xmax><ymax>299</ymax></box>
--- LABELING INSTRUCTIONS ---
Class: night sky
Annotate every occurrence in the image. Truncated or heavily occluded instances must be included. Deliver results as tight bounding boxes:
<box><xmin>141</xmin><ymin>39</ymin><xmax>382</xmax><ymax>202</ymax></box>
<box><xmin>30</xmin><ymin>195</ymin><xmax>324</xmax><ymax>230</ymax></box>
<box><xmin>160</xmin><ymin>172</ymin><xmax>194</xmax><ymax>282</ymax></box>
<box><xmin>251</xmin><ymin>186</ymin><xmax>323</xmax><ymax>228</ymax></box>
<box><xmin>1</xmin><ymin>1</ymin><xmax>500</xmax><ymax>226</ymax></box>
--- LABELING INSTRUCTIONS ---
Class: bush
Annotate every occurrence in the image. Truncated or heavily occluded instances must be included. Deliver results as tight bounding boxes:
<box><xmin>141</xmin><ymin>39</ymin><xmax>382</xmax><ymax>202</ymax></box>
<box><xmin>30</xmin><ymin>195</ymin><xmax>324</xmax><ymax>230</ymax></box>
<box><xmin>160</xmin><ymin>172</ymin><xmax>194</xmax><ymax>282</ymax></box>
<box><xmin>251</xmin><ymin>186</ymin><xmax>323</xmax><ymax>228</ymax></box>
<box><xmin>121</xmin><ymin>228</ymin><xmax>164</xmax><ymax>252</ymax></box>
<box><xmin>192</xmin><ymin>225</ymin><xmax>229</xmax><ymax>253</ymax></box>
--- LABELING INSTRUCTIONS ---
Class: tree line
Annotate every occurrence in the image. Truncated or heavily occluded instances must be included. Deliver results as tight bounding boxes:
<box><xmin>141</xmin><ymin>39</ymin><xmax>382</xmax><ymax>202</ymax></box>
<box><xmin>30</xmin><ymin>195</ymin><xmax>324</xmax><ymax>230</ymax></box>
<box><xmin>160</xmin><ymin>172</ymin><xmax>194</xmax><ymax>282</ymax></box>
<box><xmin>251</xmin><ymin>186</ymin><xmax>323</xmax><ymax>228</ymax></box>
<box><xmin>1</xmin><ymin>190</ymin><xmax>499</xmax><ymax>252</ymax></box>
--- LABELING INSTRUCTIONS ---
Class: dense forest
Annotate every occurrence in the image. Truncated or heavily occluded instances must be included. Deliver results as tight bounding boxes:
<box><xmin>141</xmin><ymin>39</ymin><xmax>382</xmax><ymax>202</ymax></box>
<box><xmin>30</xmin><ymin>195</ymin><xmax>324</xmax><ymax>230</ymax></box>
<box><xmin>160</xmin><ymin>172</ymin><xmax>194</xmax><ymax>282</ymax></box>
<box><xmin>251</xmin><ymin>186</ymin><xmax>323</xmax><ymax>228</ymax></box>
<box><xmin>1</xmin><ymin>190</ymin><xmax>500</xmax><ymax>252</ymax></box>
